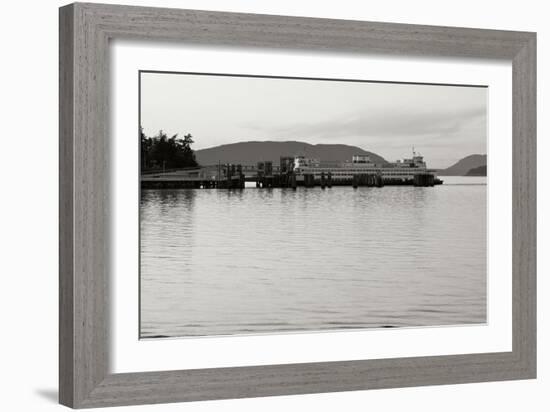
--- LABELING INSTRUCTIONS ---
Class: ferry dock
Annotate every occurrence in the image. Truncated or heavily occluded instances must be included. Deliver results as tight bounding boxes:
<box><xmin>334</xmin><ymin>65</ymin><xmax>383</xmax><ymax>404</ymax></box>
<box><xmin>141</xmin><ymin>153</ymin><xmax>443</xmax><ymax>189</ymax></box>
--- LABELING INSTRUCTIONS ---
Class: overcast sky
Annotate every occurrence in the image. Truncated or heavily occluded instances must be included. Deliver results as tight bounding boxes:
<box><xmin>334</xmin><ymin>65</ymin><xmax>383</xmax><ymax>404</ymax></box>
<box><xmin>140</xmin><ymin>72</ymin><xmax>487</xmax><ymax>169</ymax></box>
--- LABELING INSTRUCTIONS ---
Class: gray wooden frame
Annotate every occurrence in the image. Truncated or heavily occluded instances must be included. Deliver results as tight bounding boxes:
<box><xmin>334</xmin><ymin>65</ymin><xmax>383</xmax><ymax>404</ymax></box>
<box><xmin>59</xmin><ymin>2</ymin><xmax>536</xmax><ymax>408</ymax></box>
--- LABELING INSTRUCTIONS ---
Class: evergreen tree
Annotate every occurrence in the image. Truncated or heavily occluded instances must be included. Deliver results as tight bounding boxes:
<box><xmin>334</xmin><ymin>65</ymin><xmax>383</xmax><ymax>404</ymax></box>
<box><xmin>140</xmin><ymin>128</ymin><xmax>199</xmax><ymax>171</ymax></box>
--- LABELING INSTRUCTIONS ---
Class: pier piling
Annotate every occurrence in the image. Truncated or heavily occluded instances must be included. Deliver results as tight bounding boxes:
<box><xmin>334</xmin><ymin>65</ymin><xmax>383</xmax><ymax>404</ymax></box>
<box><xmin>304</xmin><ymin>174</ymin><xmax>315</xmax><ymax>188</ymax></box>
<box><xmin>413</xmin><ymin>174</ymin><xmax>435</xmax><ymax>187</ymax></box>
<box><xmin>290</xmin><ymin>173</ymin><xmax>297</xmax><ymax>190</ymax></box>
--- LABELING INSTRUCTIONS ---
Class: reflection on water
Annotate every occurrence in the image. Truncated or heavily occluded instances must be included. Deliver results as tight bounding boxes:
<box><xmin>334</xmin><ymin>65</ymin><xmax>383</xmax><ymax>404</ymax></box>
<box><xmin>140</xmin><ymin>176</ymin><xmax>487</xmax><ymax>338</ymax></box>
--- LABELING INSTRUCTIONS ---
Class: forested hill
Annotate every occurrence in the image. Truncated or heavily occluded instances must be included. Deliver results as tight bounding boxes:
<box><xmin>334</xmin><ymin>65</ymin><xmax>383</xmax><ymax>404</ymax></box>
<box><xmin>439</xmin><ymin>154</ymin><xmax>487</xmax><ymax>176</ymax></box>
<box><xmin>195</xmin><ymin>141</ymin><xmax>387</xmax><ymax>166</ymax></box>
<box><xmin>465</xmin><ymin>165</ymin><xmax>487</xmax><ymax>176</ymax></box>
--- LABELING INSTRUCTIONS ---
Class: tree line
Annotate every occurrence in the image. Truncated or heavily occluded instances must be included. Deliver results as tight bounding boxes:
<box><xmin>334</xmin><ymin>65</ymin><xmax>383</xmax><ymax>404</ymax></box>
<box><xmin>140</xmin><ymin>128</ymin><xmax>199</xmax><ymax>171</ymax></box>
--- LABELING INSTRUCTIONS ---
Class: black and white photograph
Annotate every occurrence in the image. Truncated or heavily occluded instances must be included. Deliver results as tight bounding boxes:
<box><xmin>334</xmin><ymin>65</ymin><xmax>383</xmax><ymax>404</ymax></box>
<box><xmin>139</xmin><ymin>71</ymin><xmax>488</xmax><ymax>339</ymax></box>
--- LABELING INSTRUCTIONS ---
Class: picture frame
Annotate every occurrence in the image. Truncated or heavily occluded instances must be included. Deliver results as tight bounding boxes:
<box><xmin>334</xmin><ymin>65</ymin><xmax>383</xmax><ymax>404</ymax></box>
<box><xmin>59</xmin><ymin>2</ymin><xmax>536</xmax><ymax>408</ymax></box>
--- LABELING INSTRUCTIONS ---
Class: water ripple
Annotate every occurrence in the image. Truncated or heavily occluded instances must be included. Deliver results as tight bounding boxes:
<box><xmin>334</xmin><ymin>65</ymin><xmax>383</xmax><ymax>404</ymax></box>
<box><xmin>140</xmin><ymin>177</ymin><xmax>487</xmax><ymax>338</ymax></box>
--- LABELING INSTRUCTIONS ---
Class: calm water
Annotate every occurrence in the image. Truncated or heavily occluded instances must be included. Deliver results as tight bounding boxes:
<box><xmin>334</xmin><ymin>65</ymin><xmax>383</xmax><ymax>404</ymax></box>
<box><xmin>140</xmin><ymin>176</ymin><xmax>487</xmax><ymax>338</ymax></box>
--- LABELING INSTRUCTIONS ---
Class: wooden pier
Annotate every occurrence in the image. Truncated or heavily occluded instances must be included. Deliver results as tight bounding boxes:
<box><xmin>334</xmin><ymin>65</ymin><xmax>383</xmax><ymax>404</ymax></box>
<box><xmin>141</xmin><ymin>163</ymin><xmax>245</xmax><ymax>189</ymax></box>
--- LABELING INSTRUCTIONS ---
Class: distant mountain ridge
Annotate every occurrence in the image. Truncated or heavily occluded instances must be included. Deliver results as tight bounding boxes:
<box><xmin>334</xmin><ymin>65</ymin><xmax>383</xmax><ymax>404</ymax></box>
<box><xmin>194</xmin><ymin>141</ymin><xmax>387</xmax><ymax>166</ymax></box>
<box><xmin>465</xmin><ymin>165</ymin><xmax>487</xmax><ymax>176</ymax></box>
<box><xmin>439</xmin><ymin>154</ymin><xmax>487</xmax><ymax>176</ymax></box>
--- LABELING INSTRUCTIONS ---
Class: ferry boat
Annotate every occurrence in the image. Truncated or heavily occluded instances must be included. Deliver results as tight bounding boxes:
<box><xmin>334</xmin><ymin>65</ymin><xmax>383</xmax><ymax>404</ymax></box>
<box><xmin>292</xmin><ymin>149</ymin><xmax>442</xmax><ymax>186</ymax></box>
